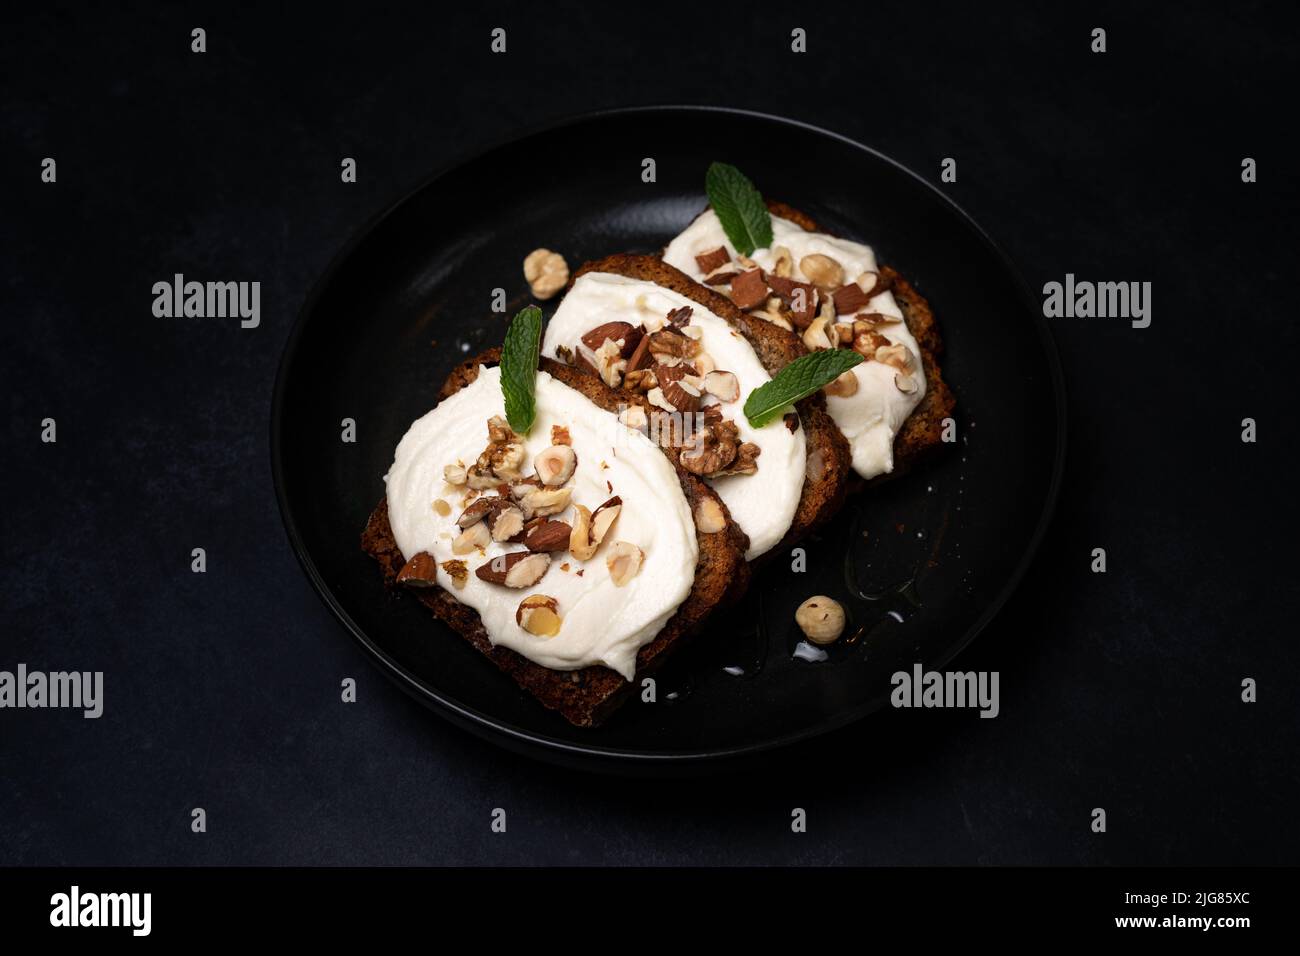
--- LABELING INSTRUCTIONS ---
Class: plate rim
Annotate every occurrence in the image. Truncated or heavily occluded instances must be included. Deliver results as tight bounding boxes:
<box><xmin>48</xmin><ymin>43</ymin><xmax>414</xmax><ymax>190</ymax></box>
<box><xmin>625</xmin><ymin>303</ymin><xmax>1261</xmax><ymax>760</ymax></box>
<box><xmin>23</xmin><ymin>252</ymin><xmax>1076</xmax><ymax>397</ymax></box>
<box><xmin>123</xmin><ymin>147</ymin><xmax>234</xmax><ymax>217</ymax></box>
<box><xmin>269</xmin><ymin>104</ymin><xmax>1069</xmax><ymax>767</ymax></box>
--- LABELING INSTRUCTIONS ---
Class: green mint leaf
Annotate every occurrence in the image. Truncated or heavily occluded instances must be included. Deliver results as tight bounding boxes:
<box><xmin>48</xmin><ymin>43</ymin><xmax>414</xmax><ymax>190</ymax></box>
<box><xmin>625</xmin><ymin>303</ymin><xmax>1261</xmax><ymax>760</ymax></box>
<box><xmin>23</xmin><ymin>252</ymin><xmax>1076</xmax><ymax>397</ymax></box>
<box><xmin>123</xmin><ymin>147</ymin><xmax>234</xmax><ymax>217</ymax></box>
<box><xmin>705</xmin><ymin>162</ymin><xmax>773</xmax><ymax>257</ymax></box>
<box><xmin>743</xmin><ymin>349</ymin><xmax>864</xmax><ymax>428</ymax></box>
<box><xmin>500</xmin><ymin>306</ymin><xmax>543</xmax><ymax>434</ymax></box>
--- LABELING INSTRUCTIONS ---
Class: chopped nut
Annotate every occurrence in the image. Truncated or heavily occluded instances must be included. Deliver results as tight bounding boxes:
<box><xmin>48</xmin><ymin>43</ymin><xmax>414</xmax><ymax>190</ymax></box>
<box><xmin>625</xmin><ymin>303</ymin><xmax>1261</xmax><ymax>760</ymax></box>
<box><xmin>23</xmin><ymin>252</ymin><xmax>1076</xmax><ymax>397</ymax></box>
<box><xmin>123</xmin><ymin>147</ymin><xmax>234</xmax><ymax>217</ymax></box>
<box><xmin>680</xmin><ymin>324</ymin><xmax>704</xmax><ymax>341</ymax></box>
<box><xmin>534</xmin><ymin>444</ymin><xmax>577</xmax><ymax>486</ymax></box>
<box><xmin>568</xmin><ymin>505</ymin><xmax>596</xmax><ymax>560</ymax></box>
<box><xmin>855</xmin><ymin>311</ymin><xmax>902</xmax><ymax>329</ymax></box>
<box><xmin>855</xmin><ymin>270</ymin><xmax>892</xmax><ymax>299</ymax></box>
<box><xmin>656</xmin><ymin>362</ymin><xmax>703</xmax><ymax>413</ymax></box>
<box><xmin>832</xmin><ymin>282</ymin><xmax>873</xmax><ymax>315</ymax></box>
<box><xmin>646</xmin><ymin>327</ymin><xmax>691</xmax><ymax>361</ymax></box>
<box><xmin>768</xmin><ymin>275</ymin><xmax>818</xmax><ymax>325</ymax></box>
<box><xmin>874</xmin><ymin>343</ymin><xmax>912</xmax><ymax>371</ymax></box>
<box><xmin>702</xmin><ymin>264</ymin><xmax>740</xmax><ymax>286</ymax></box>
<box><xmin>824</xmin><ymin>369</ymin><xmax>860</xmax><ymax>397</ymax></box>
<box><xmin>439</xmin><ymin>559</ymin><xmax>468</xmax><ymax>590</ymax></box>
<box><xmin>802</xmin><ymin>315</ymin><xmax>836</xmax><ymax>352</ymax></box>
<box><xmin>666</xmin><ymin>306</ymin><xmax>693</xmax><ymax>327</ymax></box>
<box><xmin>396</xmin><ymin>551</ymin><xmax>438</xmax><ymax>587</ymax></box>
<box><xmin>714</xmin><ymin>441</ymin><xmax>761</xmax><ymax>477</ymax></box>
<box><xmin>522</xmin><ymin>248</ymin><xmax>569</xmax><ymax>300</ymax></box>
<box><xmin>703</xmin><ymin>369</ymin><xmax>740</xmax><ymax>403</ymax></box>
<box><xmin>457</xmin><ymin>497</ymin><xmax>496</xmax><ymax>528</ymax></box>
<box><xmin>432</xmin><ymin>498</ymin><xmax>451</xmax><ymax>517</ymax></box>
<box><xmin>581</xmin><ymin>321</ymin><xmax>642</xmax><ymax>358</ymax></box>
<box><xmin>509</xmin><ymin>477</ymin><xmax>541</xmax><ymax>500</ymax></box>
<box><xmin>772</xmin><ymin>245</ymin><xmax>794</xmax><ymax>279</ymax></box>
<box><xmin>487</xmin><ymin>500</ymin><xmax>526</xmax><ymax>541</ymax></box>
<box><xmin>729</xmin><ymin>268</ymin><xmax>769</xmax><ymax>310</ymax></box>
<box><xmin>623</xmin><ymin>368</ymin><xmax>658</xmax><ymax>392</ymax></box>
<box><xmin>589</xmin><ymin>496</ymin><xmax>622</xmax><ymax>548</ymax></box>
<box><xmin>799</xmin><ymin>253</ymin><xmax>845</xmax><ymax>289</ymax></box>
<box><xmin>680</xmin><ymin>419</ymin><xmax>736</xmax><ymax>475</ymax></box>
<box><xmin>520</xmin><ymin>486</ymin><xmax>572</xmax><ymax>518</ymax></box>
<box><xmin>692</xmin><ymin>351</ymin><xmax>716</xmax><ymax>375</ymax></box>
<box><xmin>476</xmin><ymin>550</ymin><xmax>551</xmax><ymax>587</ymax></box>
<box><xmin>835</xmin><ymin>323</ymin><xmax>855</xmax><ymax>345</ymax></box>
<box><xmin>646</xmin><ymin>387</ymin><xmax>673</xmax><ymax>412</ymax></box>
<box><xmin>443</xmin><ymin>463</ymin><xmax>467</xmax><ymax>485</ymax></box>
<box><xmin>853</xmin><ymin>329</ymin><xmax>891</xmax><ymax>358</ymax></box>
<box><xmin>486</xmin><ymin>416</ymin><xmax>514</xmax><ymax>444</ymax></box>
<box><xmin>606</xmin><ymin>541</ymin><xmax>644</xmax><ymax>587</ymax></box>
<box><xmin>452</xmin><ymin>521</ymin><xmax>491</xmax><ymax>554</ymax></box>
<box><xmin>693</xmin><ymin>496</ymin><xmax>726</xmax><ymax>534</ymax></box>
<box><xmin>551</xmin><ymin>424</ymin><xmax>572</xmax><ymax>446</ymax></box>
<box><xmin>594</xmin><ymin>337</ymin><xmax>627</xmax><ymax>388</ymax></box>
<box><xmin>625</xmin><ymin>333</ymin><xmax>653</xmax><ymax>373</ymax></box>
<box><xmin>466</xmin><ymin>416</ymin><xmax>526</xmax><ymax>488</ymax></box>
<box><xmin>894</xmin><ymin>373</ymin><xmax>918</xmax><ymax>394</ymax></box>
<box><xmin>818</xmin><ymin>293</ymin><xmax>838</xmax><ymax>321</ymax></box>
<box><xmin>516</xmin><ymin>594</ymin><xmax>562</xmax><ymax>636</ymax></box>
<box><xmin>695</xmin><ymin>246</ymin><xmax>731</xmax><ymax>274</ymax></box>
<box><xmin>568</xmin><ymin>495</ymin><xmax>621</xmax><ymax>561</ymax></box>
<box><xmin>795</xmin><ymin>595</ymin><xmax>846</xmax><ymax>644</ymax></box>
<box><xmin>523</xmin><ymin>519</ymin><xmax>572</xmax><ymax>552</ymax></box>
<box><xmin>618</xmin><ymin>404</ymin><xmax>649</xmax><ymax>431</ymax></box>
<box><xmin>679</xmin><ymin>419</ymin><xmax>759</xmax><ymax>477</ymax></box>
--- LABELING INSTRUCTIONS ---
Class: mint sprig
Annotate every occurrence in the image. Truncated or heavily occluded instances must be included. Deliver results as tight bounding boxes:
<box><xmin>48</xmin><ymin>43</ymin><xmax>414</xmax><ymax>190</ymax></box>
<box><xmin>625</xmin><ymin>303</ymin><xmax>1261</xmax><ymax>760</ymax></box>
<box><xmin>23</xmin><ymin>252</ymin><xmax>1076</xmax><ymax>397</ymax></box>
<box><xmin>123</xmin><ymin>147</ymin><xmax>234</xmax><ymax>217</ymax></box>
<box><xmin>705</xmin><ymin>162</ymin><xmax>773</xmax><ymax>257</ymax></box>
<box><xmin>743</xmin><ymin>350</ymin><xmax>864</xmax><ymax>428</ymax></box>
<box><xmin>501</xmin><ymin>306</ymin><xmax>543</xmax><ymax>434</ymax></box>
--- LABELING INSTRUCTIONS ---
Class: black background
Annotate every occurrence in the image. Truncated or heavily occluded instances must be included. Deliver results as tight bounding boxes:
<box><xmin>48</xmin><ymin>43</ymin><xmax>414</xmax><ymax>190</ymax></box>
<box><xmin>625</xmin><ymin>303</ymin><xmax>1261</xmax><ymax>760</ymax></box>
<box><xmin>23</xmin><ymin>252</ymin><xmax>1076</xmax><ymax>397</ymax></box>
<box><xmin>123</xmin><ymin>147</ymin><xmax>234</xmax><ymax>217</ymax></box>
<box><xmin>2</xmin><ymin>1</ymin><xmax>1296</xmax><ymax>866</ymax></box>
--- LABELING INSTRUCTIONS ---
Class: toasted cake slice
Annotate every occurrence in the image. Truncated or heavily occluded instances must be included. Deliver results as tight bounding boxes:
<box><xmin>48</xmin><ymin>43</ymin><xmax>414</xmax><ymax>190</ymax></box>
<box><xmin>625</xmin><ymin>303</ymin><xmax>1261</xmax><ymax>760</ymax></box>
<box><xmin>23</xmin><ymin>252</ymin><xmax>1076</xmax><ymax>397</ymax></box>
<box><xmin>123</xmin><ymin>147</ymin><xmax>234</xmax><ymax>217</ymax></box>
<box><xmin>361</xmin><ymin>352</ymin><xmax>750</xmax><ymax>728</ymax></box>
<box><xmin>662</xmin><ymin>200</ymin><xmax>956</xmax><ymax>480</ymax></box>
<box><xmin>541</xmin><ymin>254</ymin><xmax>852</xmax><ymax>561</ymax></box>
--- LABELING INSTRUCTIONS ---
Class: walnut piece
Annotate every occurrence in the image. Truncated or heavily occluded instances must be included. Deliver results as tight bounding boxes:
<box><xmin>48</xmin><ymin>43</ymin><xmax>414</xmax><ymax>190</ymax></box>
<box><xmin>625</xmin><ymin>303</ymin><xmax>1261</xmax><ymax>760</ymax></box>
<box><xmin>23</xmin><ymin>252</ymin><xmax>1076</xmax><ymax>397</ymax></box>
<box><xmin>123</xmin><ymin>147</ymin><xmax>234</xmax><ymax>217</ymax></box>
<box><xmin>466</xmin><ymin>416</ymin><xmax>527</xmax><ymax>488</ymax></box>
<box><xmin>679</xmin><ymin>419</ymin><xmax>760</xmax><ymax>478</ymax></box>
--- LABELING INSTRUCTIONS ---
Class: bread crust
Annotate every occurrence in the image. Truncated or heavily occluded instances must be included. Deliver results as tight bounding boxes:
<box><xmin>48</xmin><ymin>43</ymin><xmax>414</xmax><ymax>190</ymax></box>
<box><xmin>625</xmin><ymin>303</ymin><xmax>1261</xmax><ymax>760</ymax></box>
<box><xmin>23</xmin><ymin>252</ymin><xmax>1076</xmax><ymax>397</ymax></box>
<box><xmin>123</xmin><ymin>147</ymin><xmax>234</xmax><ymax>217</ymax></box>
<box><xmin>360</xmin><ymin>352</ymin><xmax>751</xmax><ymax>728</ymax></box>
<box><xmin>566</xmin><ymin>254</ymin><xmax>853</xmax><ymax>556</ymax></box>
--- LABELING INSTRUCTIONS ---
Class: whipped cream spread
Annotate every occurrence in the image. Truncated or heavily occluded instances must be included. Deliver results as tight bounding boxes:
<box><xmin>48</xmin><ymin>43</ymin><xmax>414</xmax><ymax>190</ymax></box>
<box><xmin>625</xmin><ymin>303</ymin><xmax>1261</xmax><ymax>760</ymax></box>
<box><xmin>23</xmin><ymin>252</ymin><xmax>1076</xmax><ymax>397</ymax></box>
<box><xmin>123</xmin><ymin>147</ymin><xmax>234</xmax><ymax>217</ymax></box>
<box><xmin>542</xmin><ymin>272</ymin><xmax>806</xmax><ymax>560</ymax></box>
<box><xmin>663</xmin><ymin>211</ymin><xmax>927</xmax><ymax>479</ymax></box>
<box><xmin>384</xmin><ymin>365</ymin><xmax>698</xmax><ymax>680</ymax></box>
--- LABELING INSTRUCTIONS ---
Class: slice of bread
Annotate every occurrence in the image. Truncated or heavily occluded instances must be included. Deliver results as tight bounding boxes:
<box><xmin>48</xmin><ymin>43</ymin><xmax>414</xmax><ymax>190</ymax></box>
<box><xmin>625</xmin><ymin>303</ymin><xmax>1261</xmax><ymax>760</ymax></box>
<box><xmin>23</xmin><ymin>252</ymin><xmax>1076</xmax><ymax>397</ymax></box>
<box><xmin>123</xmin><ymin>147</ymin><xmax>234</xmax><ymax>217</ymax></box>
<box><xmin>761</xmin><ymin>200</ymin><xmax>957</xmax><ymax>476</ymax></box>
<box><xmin>562</xmin><ymin>254</ymin><xmax>853</xmax><ymax>558</ymax></box>
<box><xmin>360</xmin><ymin>352</ymin><xmax>751</xmax><ymax>728</ymax></box>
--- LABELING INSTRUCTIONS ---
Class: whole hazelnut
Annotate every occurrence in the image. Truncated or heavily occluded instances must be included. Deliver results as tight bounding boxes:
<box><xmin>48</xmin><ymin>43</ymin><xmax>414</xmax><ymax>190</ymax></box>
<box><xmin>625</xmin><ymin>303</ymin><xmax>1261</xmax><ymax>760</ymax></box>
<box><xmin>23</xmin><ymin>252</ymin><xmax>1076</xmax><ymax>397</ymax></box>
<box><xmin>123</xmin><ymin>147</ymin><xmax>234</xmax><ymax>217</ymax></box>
<box><xmin>795</xmin><ymin>595</ymin><xmax>846</xmax><ymax>645</ymax></box>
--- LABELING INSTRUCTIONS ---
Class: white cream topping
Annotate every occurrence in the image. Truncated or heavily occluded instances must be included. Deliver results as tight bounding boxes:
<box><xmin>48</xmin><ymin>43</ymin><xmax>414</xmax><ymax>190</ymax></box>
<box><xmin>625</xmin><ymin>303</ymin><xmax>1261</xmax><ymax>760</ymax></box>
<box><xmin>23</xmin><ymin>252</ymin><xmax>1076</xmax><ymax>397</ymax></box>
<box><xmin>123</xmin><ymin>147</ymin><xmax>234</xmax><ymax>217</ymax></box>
<box><xmin>542</xmin><ymin>272</ymin><xmax>806</xmax><ymax>560</ymax></box>
<box><xmin>663</xmin><ymin>210</ymin><xmax>927</xmax><ymax>479</ymax></box>
<box><xmin>384</xmin><ymin>366</ymin><xmax>698</xmax><ymax>680</ymax></box>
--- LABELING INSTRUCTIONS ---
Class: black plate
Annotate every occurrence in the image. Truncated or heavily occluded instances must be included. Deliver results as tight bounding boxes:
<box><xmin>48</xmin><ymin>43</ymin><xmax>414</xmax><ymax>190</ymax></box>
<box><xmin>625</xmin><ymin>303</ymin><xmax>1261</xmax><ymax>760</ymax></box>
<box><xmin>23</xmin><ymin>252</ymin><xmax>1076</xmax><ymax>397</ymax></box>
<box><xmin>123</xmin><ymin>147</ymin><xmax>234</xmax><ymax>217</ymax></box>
<box><xmin>271</xmin><ymin>107</ymin><xmax>1066</xmax><ymax>769</ymax></box>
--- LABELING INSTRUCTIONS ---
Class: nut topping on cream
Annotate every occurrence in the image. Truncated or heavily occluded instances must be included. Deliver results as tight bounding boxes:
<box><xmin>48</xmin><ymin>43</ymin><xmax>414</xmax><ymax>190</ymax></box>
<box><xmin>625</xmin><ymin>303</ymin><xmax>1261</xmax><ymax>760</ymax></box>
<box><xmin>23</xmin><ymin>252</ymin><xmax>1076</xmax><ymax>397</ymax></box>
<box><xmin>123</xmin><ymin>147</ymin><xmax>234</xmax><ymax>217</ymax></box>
<box><xmin>662</xmin><ymin>210</ymin><xmax>928</xmax><ymax>480</ymax></box>
<box><xmin>385</xmin><ymin>366</ymin><xmax>694</xmax><ymax>678</ymax></box>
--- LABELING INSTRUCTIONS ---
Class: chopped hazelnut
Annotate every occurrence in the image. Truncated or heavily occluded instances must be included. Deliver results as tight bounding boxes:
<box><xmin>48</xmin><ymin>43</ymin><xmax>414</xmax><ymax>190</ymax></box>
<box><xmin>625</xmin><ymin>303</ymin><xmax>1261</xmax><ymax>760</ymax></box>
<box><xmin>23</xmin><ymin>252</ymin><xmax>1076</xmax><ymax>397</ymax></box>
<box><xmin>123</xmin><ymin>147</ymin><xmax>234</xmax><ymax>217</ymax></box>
<box><xmin>523</xmin><ymin>248</ymin><xmax>569</xmax><ymax>300</ymax></box>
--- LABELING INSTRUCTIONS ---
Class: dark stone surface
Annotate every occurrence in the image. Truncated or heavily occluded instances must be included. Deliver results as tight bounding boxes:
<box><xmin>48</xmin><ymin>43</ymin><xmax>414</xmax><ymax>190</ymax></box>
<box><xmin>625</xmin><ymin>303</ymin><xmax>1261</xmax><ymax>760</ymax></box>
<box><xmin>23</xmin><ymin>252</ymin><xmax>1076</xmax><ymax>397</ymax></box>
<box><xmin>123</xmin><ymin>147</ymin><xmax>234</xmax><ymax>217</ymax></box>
<box><xmin>1</xmin><ymin>2</ymin><xmax>1295</xmax><ymax>864</ymax></box>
